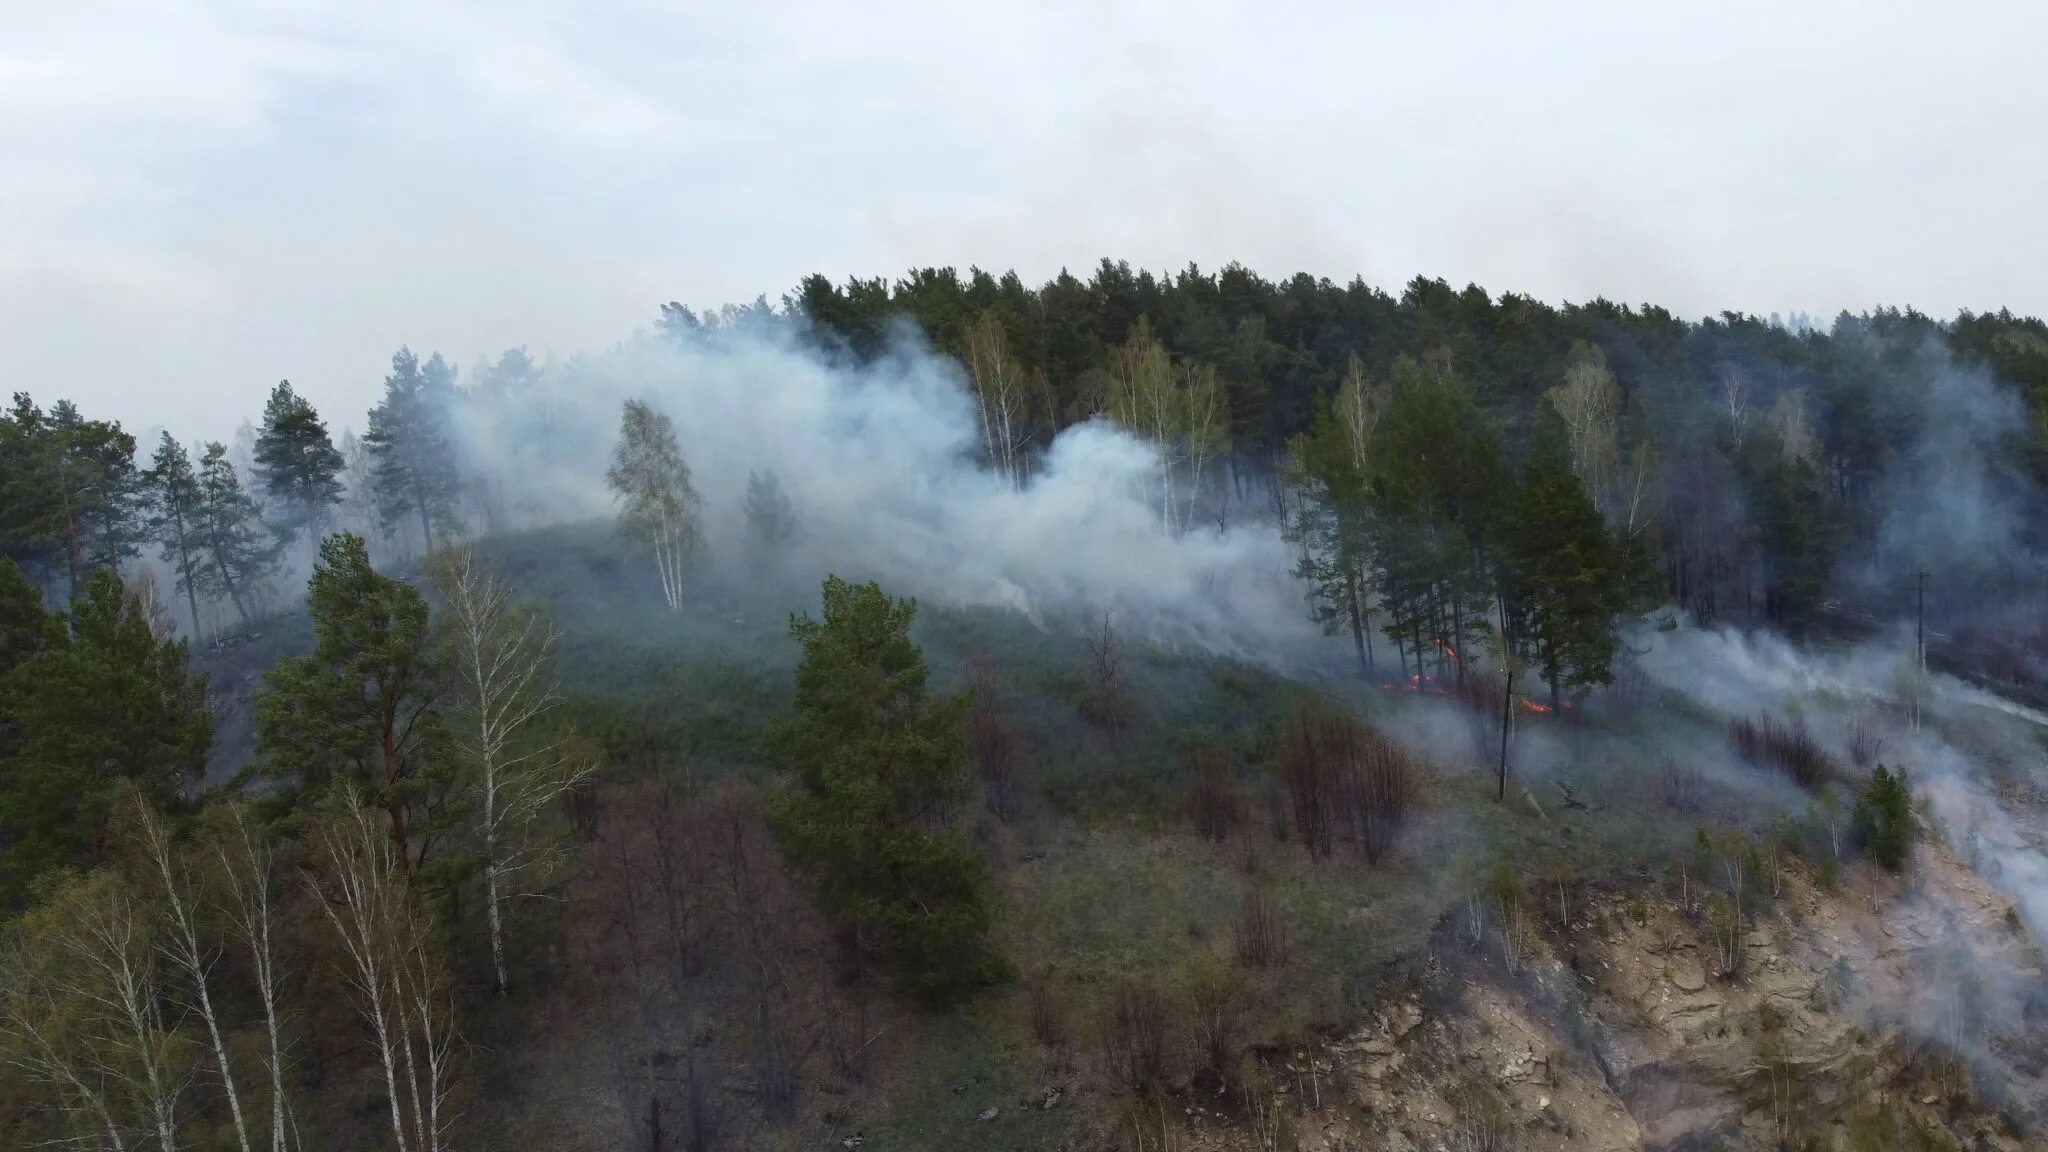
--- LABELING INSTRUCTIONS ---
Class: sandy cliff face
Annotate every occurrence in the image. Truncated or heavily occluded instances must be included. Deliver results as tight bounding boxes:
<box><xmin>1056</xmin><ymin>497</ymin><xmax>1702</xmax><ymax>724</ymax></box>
<box><xmin>1176</xmin><ymin>836</ymin><xmax>2046</xmax><ymax>1152</ymax></box>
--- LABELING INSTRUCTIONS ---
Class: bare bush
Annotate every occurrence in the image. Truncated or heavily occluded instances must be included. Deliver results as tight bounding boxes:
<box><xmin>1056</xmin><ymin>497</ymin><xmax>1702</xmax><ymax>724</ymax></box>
<box><xmin>1278</xmin><ymin>704</ymin><xmax>1421</xmax><ymax>865</ymax></box>
<box><xmin>1099</xmin><ymin>979</ymin><xmax>1172</xmax><ymax>1092</ymax></box>
<box><xmin>1847</xmin><ymin>714</ymin><xmax>1889</xmax><ymax>771</ymax></box>
<box><xmin>1230</xmin><ymin>890</ymin><xmax>1287</xmax><ymax>969</ymax></box>
<box><xmin>1449</xmin><ymin>1074</ymin><xmax>1517</xmax><ymax>1151</ymax></box>
<box><xmin>1453</xmin><ymin>666</ymin><xmax>1506</xmax><ymax>763</ymax></box>
<box><xmin>1729</xmin><ymin>714</ymin><xmax>1839</xmax><ymax>790</ymax></box>
<box><xmin>1078</xmin><ymin>613</ymin><xmax>1136</xmax><ymax>729</ymax></box>
<box><xmin>963</xmin><ymin>654</ymin><xmax>1020</xmax><ymax>821</ymax></box>
<box><xmin>1184</xmin><ymin>960</ymin><xmax>1246</xmax><ymax>1089</ymax></box>
<box><xmin>1026</xmin><ymin>974</ymin><xmax>1070</xmax><ymax>1061</ymax></box>
<box><xmin>1350</xmin><ymin>729</ymin><xmax>1421</xmax><ymax>865</ymax></box>
<box><xmin>1657</xmin><ymin>758</ymin><xmax>1704</xmax><ymax>814</ymax></box>
<box><xmin>1186</xmin><ymin>743</ymin><xmax>1242</xmax><ymax>842</ymax></box>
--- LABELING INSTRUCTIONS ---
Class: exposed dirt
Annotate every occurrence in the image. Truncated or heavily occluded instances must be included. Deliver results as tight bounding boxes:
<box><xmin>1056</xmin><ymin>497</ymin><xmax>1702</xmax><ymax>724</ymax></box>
<box><xmin>1146</xmin><ymin>835</ymin><xmax>2048</xmax><ymax>1152</ymax></box>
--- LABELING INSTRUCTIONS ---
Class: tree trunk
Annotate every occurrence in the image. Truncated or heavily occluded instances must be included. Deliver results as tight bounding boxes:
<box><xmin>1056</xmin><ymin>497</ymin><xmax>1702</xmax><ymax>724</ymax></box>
<box><xmin>172</xmin><ymin>512</ymin><xmax>206</xmax><ymax>645</ymax></box>
<box><xmin>1346</xmin><ymin>573</ymin><xmax>1368</xmax><ymax>677</ymax></box>
<box><xmin>1498</xmin><ymin>660</ymin><xmax>1514</xmax><ymax>802</ymax></box>
<box><xmin>486</xmin><ymin>859</ymin><xmax>507</xmax><ymax>996</ymax></box>
<box><xmin>58</xmin><ymin>476</ymin><xmax>84</xmax><ymax>592</ymax></box>
<box><xmin>382</xmin><ymin>724</ymin><xmax>411</xmax><ymax>868</ymax></box>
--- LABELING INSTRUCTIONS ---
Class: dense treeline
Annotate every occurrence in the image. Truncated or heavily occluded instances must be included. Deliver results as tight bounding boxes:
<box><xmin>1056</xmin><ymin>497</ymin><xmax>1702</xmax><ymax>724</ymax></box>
<box><xmin>765</xmin><ymin>263</ymin><xmax>2047</xmax><ymax>631</ymax></box>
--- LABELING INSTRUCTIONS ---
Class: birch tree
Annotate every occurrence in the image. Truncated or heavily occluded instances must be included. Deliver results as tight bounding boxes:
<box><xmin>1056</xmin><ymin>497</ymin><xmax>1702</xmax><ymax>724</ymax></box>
<box><xmin>1</xmin><ymin>868</ymin><xmax>190</xmax><ymax>1150</ymax></box>
<box><xmin>1543</xmin><ymin>341</ymin><xmax>1620</xmax><ymax>510</ymax></box>
<box><xmin>961</xmin><ymin>311</ymin><xmax>1033</xmax><ymax>488</ymax></box>
<box><xmin>130</xmin><ymin>793</ymin><xmax>251</xmax><ymax>1152</ymax></box>
<box><xmin>204</xmin><ymin>800</ymin><xmax>293</xmax><ymax>1152</ymax></box>
<box><xmin>606</xmin><ymin>399</ymin><xmax>700</xmax><ymax>611</ymax></box>
<box><xmin>308</xmin><ymin>793</ymin><xmax>456</xmax><ymax>1152</ymax></box>
<box><xmin>432</xmin><ymin>545</ymin><xmax>595</xmax><ymax>995</ymax></box>
<box><xmin>1105</xmin><ymin>319</ymin><xmax>1226</xmax><ymax>535</ymax></box>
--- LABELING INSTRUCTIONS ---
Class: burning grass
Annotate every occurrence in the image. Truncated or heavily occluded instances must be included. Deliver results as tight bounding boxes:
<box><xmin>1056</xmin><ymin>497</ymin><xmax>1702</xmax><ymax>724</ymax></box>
<box><xmin>1729</xmin><ymin>714</ymin><xmax>1840</xmax><ymax>790</ymax></box>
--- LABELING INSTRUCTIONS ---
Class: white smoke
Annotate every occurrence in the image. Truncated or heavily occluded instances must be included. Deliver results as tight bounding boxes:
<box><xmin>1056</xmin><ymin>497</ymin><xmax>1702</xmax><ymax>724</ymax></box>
<box><xmin>460</xmin><ymin>320</ymin><xmax>1323</xmax><ymax>662</ymax></box>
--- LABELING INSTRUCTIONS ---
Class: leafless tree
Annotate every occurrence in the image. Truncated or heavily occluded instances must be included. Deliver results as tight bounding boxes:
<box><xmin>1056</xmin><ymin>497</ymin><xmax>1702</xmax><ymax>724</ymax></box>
<box><xmin>131</xmin><ymin>792</ymin><xmax>251</xmax><ymax>1152</ymax></box>
<box><xmin>308</xmin><ymin>792</ymin><xmax>457</xmax><ymax>1152</ymax></box>
<box><xmin>1079</xmin><ymin>612</ymin><xmax>1134</xmax><ymax>729</ymax></box>
<box><xmin>962</xmin><ymin>654</ymin><xmax>1020</xmax><ymax>821</ymax></box>
<box><xmin>205</xmin><ymin>799</ymin><xmax>294</xmax><ymax>1152</ymax></box>
<box><xmin>1</xmin><ymin>869</ymin><xmax>189</xmax><ymax>1150</ymax></box>
<box><xmin>433</xmin><ymin>545</ymin><xmax>597</xmax><ymax>995</ymax></box>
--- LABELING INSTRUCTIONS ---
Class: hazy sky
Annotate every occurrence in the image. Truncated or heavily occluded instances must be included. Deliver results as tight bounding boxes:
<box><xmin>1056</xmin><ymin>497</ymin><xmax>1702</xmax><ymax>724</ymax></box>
<box><xmin>3</xmin><ymin>1</ymin><xmax>2042</xmax><ymax>441</ymax></box>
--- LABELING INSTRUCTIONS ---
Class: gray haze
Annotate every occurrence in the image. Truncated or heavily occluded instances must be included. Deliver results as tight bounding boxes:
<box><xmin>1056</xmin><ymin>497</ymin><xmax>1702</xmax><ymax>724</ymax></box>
<box><xmin>5</xmin><ymin>1</ymin><xmax>2045</xmax><ymax>439</ymax></box>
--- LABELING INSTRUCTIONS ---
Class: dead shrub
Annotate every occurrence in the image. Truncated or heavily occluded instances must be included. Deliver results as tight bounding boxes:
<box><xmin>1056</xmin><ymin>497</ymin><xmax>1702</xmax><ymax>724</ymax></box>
<box><xmin>1453</xmin><ymin>666</ymin><xmax>1506</xmax><ymax>763</ymax></box>
<box><xmin>1026</xmin><ymin>974</ymin><xmax>1070</xmax><ymax>1060</ymax></box>
<box><xmin>1847</xmin><ymin>714</ymin><xmax>1889</xmax><ymax>771</ymax></box>
<box><xmin>1277</xmin><ymin>703</ymin><xmax>1421</xmax><ymax>865</ymax></box>
<box><xmin>1187</xmin><ymin>742</ymin><xmax>1242</xmax><ymax>842</ymax></box>
<box><xmin>1183</xmin><ymin>959</ymin><xmax>1246</xmax><ymax>1089</ymax></box>
<box><xmin>1078</xmin><ymin>612</ymin><xmax>1136</xmax><ymax>730</ymax></box>
<box><xmin>1099</xmin><ymin>978</ymin><xmax>1172</xmax><ymax>1092</ymax></box>
<box><xmin>963</xmin><ymin>654</ymin><xmax>1020</xmax><ymax>821</ymax></box>
<box><xmin>1229</xmin><ymin>890</ymin><xmax>1287</xmax><ymax>969</ymax></box>
<box><xmin>1730</xmin><ymin>714</ymin><xmax>1839</xmax><ymax>790</ymax></box>
<box><xmin>1657</xmin><ymin>758</ymin><xmax>1704</xmax><ymax>814</ymax></box>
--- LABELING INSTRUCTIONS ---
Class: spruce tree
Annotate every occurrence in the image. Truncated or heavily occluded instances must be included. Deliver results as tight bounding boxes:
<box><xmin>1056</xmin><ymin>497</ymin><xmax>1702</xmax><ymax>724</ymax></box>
<box><xmin>253</xmin><ymin>379</ymin><xmax>346</xmax><ymax>550</ymax></box>
<box><xmin>770</xmin><ymin>575</ymin><xmax>998</xmax><ymax>1001</ymax></box>
<box><xmin>143</xmin><ymin>433</ymin><xmax>209</xmax><ymax>644</ymax></box>
<box><xmin>193</xmin><ymin>441</ymin><xmax>280</xmax><ymax>630</ymax></box>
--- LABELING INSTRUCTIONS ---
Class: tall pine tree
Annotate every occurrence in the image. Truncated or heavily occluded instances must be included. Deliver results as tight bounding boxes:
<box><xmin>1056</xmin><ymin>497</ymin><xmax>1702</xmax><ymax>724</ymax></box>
<box><xmin>253</xmin><ymin>379</ymin><xmax>346</xmax><ymax>551</ymax></box>
<box><xmin>255</xmin><ymin>532</ymin><xmax>447</xmax><ymax>869</ymax></box>
<box><xmin>1508</xmin><ymin>407</ymin><xmax>1629</xmax><ymax>710</ymax></box>
<box><xmin>194</xmin><ymin>441</ymin><xmax>279</xmax><ymax>630</ymax></box>
<box><xmin>143</xmin><ymin>433</ymin><xmax>209</xmax><ymax>644</ymax></box>
<box><xmin>365</xmin><ymin>348</ymin><xmax>460</xmax><ymax>555</ymax></box>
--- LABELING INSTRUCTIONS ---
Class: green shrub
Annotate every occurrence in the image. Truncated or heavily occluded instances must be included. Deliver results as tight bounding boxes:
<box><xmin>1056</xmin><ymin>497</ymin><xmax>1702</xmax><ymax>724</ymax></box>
<box><xmin>1855</xmin><ymin>764</ymin><xmax>1913</xmax><ymax>872</ymax></box>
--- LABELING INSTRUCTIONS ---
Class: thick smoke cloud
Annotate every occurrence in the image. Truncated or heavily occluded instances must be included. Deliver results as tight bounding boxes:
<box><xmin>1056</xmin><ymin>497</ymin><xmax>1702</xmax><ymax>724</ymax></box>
<box><xmin>1830</xmin><ymin>325</ymin><xmax>2042</xmax><ymax>618</ymax></box>
<box><xmin>461</xmin><ymin>322</ymin><xmax>1324</xmax><ymax>662</ymax></box>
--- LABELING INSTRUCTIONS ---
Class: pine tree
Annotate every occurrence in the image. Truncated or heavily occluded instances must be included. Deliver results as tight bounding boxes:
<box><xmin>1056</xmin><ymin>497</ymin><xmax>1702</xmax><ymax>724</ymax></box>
<box><xmin>364</xmin><ymin>348</ymin><xmax>460</xmax><ymax>555</ymax></box>
<box><xmin>255</xmin><ymin>532</ymin><xmax>447</xmax><ymax>869</ymax></box>
<box><xmin>1855</xmin><ymin>763</ymin><xmax>1913</xmax><ymax>872</ymax></box>
<box><xmin>606</xmin><ymin>399</ymin><xmax>700</xmax><ymax>610</ymax></box>
<box><xmin>0</xmin><ymin>567</ymin><xmax>211</xmax><ymax>902</ymax></box>
<box><xmin>142</xmin><ymin>433</ymin><xmax>209</xmax><ymax>644</ymax></box>
<box><xmin>253</xmin><ymin>379</ymin><xmax>346</xmax><ymax>550</ymax></box>
<box><xmin>744</xmin><ymin>468</ymin><xmax>796</xmax><ymax>552</ymax></box>
<box><xmin>770</xmin><ymin>576</ymin><xmax>999</xmax><ymax>1001</ymax></box>
<box><xmin>193</xmin><ymin>442</ymin><xmax>279</xmax><ymax>630</ymax></box>
<box><xmin>1285</xmin><ymin>376</ymin><xmax>1383</xmax><ymax>676</ymax></box>
<box><xmin>2</xmin><ymin>395</ymin><xmax>143</xmax><ymax>593</ymax></box>
<box><xmin>0</xmin><ymin>393</ymin><xmax>60</xmax><ymax>587</ymax></box>
<box><xmin>1508</xmin><ymin>407</ymin><xmax>1629</xmax><ymax>710</ymax></box>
